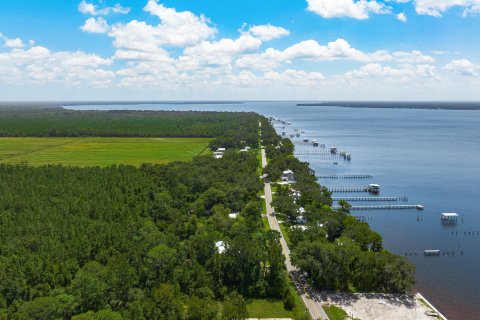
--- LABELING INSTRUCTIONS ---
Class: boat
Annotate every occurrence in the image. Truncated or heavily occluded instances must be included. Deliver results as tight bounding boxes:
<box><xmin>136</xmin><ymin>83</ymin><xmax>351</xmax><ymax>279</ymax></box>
<box><xmin>330</xmin><ymin>147</ymin><xmax>338</xmax><ymax>154</ymax></box>
<box><xmin>303</xmin><ymin>138</ymin><xmax>309</xmax><ymax>143</ymax></box>
<box><xmin>312</xmin><ymin>140</ymin><xmax>319</xmax><ymax>147</ymax></box>
<box><xmin>296</xmin><ymin>133</ymin><xmax>300</xmax><ymax>137</ymax></box>
<box><xmin>424</xmin><ymin>250</ymin><xmax>440</xmax><ymax>256</ymax></box>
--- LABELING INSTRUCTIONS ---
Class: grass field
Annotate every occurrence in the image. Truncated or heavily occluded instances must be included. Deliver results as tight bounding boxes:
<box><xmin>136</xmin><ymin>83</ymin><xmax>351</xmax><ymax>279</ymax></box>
<box><xmin>247</xmin><ymin>299</ymin><xmax>295</xmax><ymax>318</ymax></box>
<box><xmin>0</xmin><ymin>137</ymin><xmax>211</xmax><ymax>167</ymax></box>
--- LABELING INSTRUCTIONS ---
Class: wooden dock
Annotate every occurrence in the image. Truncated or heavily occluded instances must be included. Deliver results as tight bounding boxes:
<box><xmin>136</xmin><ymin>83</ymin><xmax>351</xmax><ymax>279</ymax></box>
<box><xmin>329</xmin><ymin>187</ymin><xmax>369</xmax><ymax>193</ymax></box>
<box><xmin>318</xmin><ymin>174</ymin><xmax>372</xmax><ymax>179</ymax></box>
<box><xmin>332</xmin><ymin>204</ymin><xmax>424</xmax><ymax>210</ymax></box>
<box><xmin>295</xmin><ymin>151</ymin><xmax>331</xmax><ymax>156</ymax></box>
<box><xmin>332</xmin><ymin>196</ymin><xmax>408</xmax><ymax>202</ymax></box>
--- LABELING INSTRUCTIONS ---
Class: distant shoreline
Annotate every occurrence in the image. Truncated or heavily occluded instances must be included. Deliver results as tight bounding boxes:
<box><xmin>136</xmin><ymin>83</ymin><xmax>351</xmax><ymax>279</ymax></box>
<box><xmin>297</xmin><ymin>101</ymin><xmax>480</xmax><ymax>110</ymax></box>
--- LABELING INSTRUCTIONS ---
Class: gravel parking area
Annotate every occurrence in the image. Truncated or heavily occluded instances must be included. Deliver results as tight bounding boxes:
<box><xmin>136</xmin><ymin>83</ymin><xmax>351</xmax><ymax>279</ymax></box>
<box><xmin>322</xmin><ymin>293</ymin><xmax>441</xmax><ymax>320</ymax></box>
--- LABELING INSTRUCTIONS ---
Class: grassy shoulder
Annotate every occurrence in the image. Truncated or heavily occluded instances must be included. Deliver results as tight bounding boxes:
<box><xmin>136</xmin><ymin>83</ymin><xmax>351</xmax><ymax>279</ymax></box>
<box><xmin>0</xmin><ymin>137</ymin><xmax>211</xmax><ymax>167</ymax></box>
<box><xmin>322</xmin><ymin>305</ymin><xmax>349</xmax><ymax>320</ymax></box>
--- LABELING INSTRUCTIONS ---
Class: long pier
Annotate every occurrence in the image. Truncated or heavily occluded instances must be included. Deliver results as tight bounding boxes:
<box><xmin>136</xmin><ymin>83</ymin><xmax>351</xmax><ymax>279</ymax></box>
<box><xmin>332</xmin><ymin>204</ymin><xmax>424</xmax><ymax>210</ymax></box>
<box><xmin>295</xmin><ymin>151</ymin><xmax>331</xmax><ymax>156</ymax></box>
<box><xmin>318</xmin><ymin>174</ymin><xmax>372</xmax><ymax>179</ymax></box>
<box><xmin>333</xmin><ymin>196</ymin><xmax>408</xmax><ymax>202</ymax></box>
<box><xmin>329</xmin><ymin>187</ymin><xmax>370</xmax><ymax>193</ymax></box>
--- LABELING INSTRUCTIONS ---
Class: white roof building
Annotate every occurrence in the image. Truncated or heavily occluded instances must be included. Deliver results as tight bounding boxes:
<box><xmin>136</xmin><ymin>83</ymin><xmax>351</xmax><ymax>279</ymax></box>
<box><xmin>215</xmin><ymin>241</ymin><xmax>226</xmax><ymax>254</ymax></box>
<box><xmin>281</xmin><ymin>169</ymin><xmax>296</xmax><ymax>183</ymax></box>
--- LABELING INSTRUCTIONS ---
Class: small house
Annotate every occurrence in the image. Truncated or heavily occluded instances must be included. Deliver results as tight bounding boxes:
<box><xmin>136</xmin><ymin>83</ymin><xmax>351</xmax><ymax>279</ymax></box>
<box><xmin>215</xmin><ymin>241</ymin><xmax>226</xmax><ymax>254</ymax></box>
<box><xmin>213</xmin><ymin>147</ymin><xmax>226</xmax><ymax>159</ymax></box>
<box><xmin>296</xmin><ymin>215</ymin><xmax>307</xmax><ymax>225</ymax></box>
<box><xmin>281</xmin><ymin>170</ymin><xmax>296</xmax><ymax>183</ymax></box>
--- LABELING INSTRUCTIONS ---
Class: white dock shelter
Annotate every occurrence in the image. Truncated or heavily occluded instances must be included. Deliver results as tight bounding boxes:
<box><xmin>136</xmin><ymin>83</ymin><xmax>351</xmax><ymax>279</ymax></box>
<box><xmin>441</xmin><ymin>212</ymin><xmax>459</xmax><ymax>223</ymax></box>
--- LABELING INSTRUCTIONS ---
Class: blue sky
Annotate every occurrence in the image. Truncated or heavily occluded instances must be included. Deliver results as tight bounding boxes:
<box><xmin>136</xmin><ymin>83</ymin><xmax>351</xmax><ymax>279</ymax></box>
<box><xmin>0</xmin><ymin>0</ymin><xmax>479</xmax><ymax>100</ymax></box>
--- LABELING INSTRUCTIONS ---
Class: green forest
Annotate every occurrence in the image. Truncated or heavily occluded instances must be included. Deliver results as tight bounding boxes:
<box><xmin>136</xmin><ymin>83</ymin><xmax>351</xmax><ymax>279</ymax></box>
<box><xmin>0</xmin><ymin>154</ymin><xmax>289</xmax><ymax>319</ymax></box>
<box><xmin>0</xmin><ymin>108</ymin><xmax>415</xmax><ymax>319</ymax></box>
<box><xmin>0</xmin><ymin>109</ymin><xmax>287</xmax><ymax>319</ymax></box>
<box><xmin>0</xmin><ymin>108</ymin><xmax>259</xmax><ymax>149</ymax></box>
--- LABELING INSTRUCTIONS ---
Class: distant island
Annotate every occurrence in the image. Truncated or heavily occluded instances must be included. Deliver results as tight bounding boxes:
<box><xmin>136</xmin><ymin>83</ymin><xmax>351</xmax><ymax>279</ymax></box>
<box><xmin>297</xmin><ymin>101</ymin><xmax>480</xmax><ymax>110</ymax></box>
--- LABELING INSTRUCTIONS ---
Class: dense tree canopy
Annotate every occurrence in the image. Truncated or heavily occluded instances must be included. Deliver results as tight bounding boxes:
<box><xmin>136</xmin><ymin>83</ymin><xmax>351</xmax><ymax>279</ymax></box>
<box><xmin>0</xmin><ymin>149</ymin><xmax>288</xmax><ymax>319</ymax></box>
<box><xmin>0</xmin><ymin>108</ymin><xmax>260</xmax><ymax>149</ymax></box>
<box><xmin>0</xmin><ymin>112</ymin><xmax>289</xmax><ymax>319</ymax></box>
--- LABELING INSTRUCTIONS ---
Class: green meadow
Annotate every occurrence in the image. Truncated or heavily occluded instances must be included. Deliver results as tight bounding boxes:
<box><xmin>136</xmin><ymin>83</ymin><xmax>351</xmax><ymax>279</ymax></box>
<box><xmin>0</xmin><ymin>137</ymin><xmax>211</xmax><ymax>167</ymax></box>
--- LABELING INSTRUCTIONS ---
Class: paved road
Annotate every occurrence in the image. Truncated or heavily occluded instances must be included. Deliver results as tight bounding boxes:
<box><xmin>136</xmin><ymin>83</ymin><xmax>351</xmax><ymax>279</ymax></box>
<box><xmin>261</xmin><ymin>148</ymin><xmax>329</xmax><ymax>320</ymax></box>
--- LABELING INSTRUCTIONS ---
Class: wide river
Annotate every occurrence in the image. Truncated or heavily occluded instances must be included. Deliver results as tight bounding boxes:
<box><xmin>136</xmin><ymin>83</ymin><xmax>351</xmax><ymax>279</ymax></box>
<box><xmin>69</xmin><ymin>102</ymin><xmax>480</xmax><ymax>320</ymax></box>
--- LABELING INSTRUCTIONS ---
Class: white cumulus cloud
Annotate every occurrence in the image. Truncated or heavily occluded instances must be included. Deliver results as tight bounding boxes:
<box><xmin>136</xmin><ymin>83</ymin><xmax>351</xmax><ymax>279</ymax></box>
<box><xmin>1</xmin><ymin>33</ymin><xmax>25</xmax><ymax>48</ymax></box>
<box><xmin>414</xmin><ymin>0</ymin><xmax>480</xmax><ymax>17</ymax></box>
<box><xmin>306</xmin><ymin>0</ymin><xmax>391</xmax><ymax>19</ymax></box>
<box><xmin>109</xmin><ymin>0</ymin><xmax>217</xmax><ymax>58</ymax></box>
<box><xmin>0</xmin><ymin>45</ymin><xmax>113</xmax><ymax>87</ymax></box>
<box><xmin>78</xmin><ymin>0</ymin><xmax>130</xmax><ymax>16</ymax></box>
<box><xmin>81</xmin><ymin>17</ymin><xmax>110</xmax><ymax>33</ymax></box>
<box><xmin>247</xmin><ymin>24</ymin><xmax>290</xmax><ymax>41</ymax></box>
<box><xmin>443</xmin><ymin>59</ymin><xmax>478</xmax><ymax>76</ymax></box>
<box><xmin>396</xmin><ymin>12</ymin><xmax>407</xmax><ymax>22</ymax></box>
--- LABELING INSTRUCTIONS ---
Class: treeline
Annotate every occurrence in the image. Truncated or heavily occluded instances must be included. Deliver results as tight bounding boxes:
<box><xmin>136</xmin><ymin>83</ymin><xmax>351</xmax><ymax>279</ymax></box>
<box><xmin>0</xmin><ymin>150</ymin><xmax>290</xmax><ymax>317</ymax></box>
<box><xmin>260</xmin><ymin>118</ymin><xmax>415</xmax><ymax>294</ymax></box>
<box><xmin>0</xmin><ymin>108</ymin><xmax>259</xmax><ymax>149</ymax></box>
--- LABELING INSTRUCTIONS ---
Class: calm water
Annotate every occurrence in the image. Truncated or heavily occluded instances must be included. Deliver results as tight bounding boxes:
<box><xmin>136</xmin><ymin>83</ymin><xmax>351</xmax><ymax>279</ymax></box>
<box><xmin>68</xmin><ymin>102</ymin><xmax>480</xmax><ymax>320</ymax></box>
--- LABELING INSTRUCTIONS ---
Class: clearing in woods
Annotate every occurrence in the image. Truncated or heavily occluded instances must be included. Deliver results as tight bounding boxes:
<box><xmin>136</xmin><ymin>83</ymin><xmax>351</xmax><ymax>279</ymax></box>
<box><xmin>0</xmin><ymin>137</ymin><xmax>211</xmax><ymax>167</ymax></box>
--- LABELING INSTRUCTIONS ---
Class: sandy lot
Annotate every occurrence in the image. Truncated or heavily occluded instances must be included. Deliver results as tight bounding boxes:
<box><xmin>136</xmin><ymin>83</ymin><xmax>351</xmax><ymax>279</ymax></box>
<box><xmin>322</xmin><ymin>293</ymin><xmax>442</xmax><ymax>320</ymax></box>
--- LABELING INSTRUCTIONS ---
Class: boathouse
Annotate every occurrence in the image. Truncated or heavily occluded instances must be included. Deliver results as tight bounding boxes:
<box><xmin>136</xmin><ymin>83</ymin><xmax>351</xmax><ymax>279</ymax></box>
<box><xmin>441</xmin><ymin>213</ymin><xmax>459</xmax><ymax>223</ymax></box>
<box><xmin>367</xmin><ymin>184</ymin><xmax>381</xmax><ymax>194</ymax></box>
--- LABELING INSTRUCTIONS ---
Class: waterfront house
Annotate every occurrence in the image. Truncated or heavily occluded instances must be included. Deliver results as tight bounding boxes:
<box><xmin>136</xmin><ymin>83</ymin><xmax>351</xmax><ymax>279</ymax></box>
<box><xmin>281</xmin><ymin>170</ymin><xmax>296</xmax><ymax>183</ymax></box>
